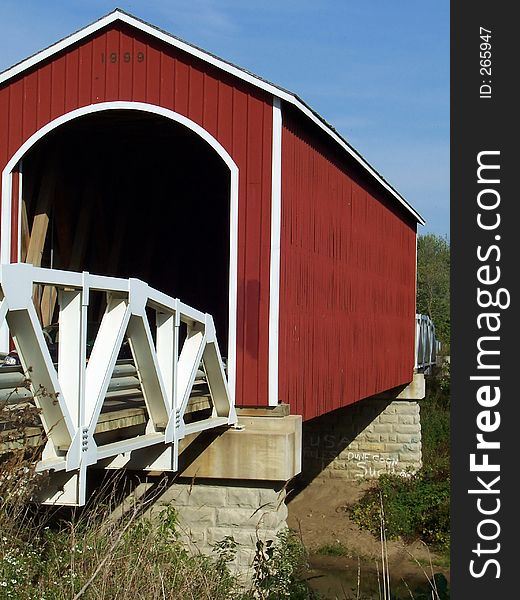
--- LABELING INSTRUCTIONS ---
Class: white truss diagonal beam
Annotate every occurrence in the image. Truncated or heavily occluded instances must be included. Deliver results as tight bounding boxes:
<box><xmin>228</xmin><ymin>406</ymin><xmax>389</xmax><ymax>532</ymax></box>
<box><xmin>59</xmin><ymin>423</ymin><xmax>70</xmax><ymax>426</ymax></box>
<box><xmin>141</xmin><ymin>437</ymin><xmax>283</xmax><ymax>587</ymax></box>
<box><xmin>127</xmin><ymin>314</ymin><xmax>170</xmax><ymax>430</ymax></box>
<box><xmin>176</xmin><ymin>325</ymin><xmax>206</xmax><ymax>436</ymax></box>
<box><xmin>203</xmin><ymin>315</ymin><xmax>236</xmax><ymax>423</ymax></box>
<box><xmin>1</xmin><ymin>264</ymin><xmax>74</xmax><ymax>449</ymax></box>
<box><xmin>85</xmin><ymin>296</ymin><xmax>131</xmax><ymax>430</ymax></box>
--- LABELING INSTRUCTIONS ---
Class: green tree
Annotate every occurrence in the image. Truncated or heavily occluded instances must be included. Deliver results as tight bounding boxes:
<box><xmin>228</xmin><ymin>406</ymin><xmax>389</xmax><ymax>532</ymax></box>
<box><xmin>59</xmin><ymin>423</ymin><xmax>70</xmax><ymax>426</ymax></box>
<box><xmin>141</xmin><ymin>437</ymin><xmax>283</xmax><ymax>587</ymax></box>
<box><xmin>417</xmin><ymin>234</ymin><xmax>450</xmax><ymax>349</ymax></box>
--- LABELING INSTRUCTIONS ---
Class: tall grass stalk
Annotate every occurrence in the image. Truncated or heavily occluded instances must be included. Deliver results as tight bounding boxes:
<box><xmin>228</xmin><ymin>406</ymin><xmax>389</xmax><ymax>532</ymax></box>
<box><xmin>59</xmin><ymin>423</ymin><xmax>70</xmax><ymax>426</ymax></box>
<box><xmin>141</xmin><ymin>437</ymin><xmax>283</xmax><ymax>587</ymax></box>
<box><xmin>379</xmin><ymin>492</ymin><xmax>391</xmax><ymax>600</ymax></box>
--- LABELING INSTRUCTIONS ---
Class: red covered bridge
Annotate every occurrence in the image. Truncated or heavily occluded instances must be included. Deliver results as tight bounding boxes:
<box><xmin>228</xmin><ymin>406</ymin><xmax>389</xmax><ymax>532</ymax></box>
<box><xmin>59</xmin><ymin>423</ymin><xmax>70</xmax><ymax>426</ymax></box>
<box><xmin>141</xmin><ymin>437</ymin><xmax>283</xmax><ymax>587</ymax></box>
<box><xmin>0</xmin><ymin>10</ymin><xmax>425</xmax><ymax>505</ymax></box>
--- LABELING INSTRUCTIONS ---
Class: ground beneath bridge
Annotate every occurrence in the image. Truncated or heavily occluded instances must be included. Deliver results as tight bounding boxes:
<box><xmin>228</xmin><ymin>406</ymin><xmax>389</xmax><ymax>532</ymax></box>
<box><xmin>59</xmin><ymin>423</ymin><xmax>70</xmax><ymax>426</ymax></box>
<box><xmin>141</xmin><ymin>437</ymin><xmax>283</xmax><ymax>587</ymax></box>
<box><xmin>287</xmin><ymin>478</ymin><xmax>450</xmax><ymax>599</ymax></box>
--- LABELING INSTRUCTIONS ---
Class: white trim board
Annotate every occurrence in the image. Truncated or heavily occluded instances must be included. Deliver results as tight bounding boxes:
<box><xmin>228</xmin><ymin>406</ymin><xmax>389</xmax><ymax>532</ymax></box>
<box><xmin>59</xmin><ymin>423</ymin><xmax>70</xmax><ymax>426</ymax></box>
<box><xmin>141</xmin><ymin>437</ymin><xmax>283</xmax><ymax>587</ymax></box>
<box><xmin>268</xmin><ymin>97</ymin><xmax>282</xmax><ymax>407</ymax></box>
<box><xmin>0</xmin><ymin>9</ymin><xmax>425</xmax><ymax>226</ymax></box>
<box><xmin>0</xmin><ymin>102</ymin><xmax>239</xmax><ymax>407</ymax></box>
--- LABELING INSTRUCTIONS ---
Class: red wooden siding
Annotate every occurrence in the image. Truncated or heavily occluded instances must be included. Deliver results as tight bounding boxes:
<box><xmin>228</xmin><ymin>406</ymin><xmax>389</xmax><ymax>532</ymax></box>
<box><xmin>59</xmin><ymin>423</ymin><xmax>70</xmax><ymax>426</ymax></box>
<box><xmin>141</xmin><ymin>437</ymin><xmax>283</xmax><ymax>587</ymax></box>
<box><xmin>0</xmin><ymin>22</ymin><xmax>273</xmax><ymax>407</ymax></box>
<box><xmin>279</xmin><ymin>107</ymin><xmax>417</xmax><ymax>421</ymax></box>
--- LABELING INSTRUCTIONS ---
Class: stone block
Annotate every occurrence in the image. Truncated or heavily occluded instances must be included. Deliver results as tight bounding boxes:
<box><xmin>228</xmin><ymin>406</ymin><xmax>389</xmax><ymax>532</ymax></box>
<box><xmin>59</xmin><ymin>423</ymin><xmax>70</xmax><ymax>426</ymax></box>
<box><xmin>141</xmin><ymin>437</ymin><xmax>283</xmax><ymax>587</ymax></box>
<box><xmin>364</xmin><ymin>442</ymin><xmax>385</xmax><ymax>453</ymax></box>
<box><xmin>331</xmin><ymin>461</ymin><xmax>348</xmax><ymax>470</ymax></box>
<box><xmin>186</xmin><ymin>485</ymin><xmax>228</xmax><ymax>507</ymax></box>
<box><xmin>216</xmin><ymin>507</ymin><xmax>259</xmax><ymax>527</ymax></box>
<box><xmin>227</xmin><ymin>487</ymin><xmax>262</xmax><ymax>509</ymax></box>
<box><xmin>393</xmin><ymin>402</ymin><xmax>420</xmax><ymax>415</ymax></box>
<box><xmin>373</xmin><ymin>423</ymin><xmax>393</xmax><ymax>434</ymax></box>
<box><xmin>398</xmin><ymin>414</ymin><xmax>415</xmax><ymax>425</ymax></box>
<box><xmin>379</xmin><ymin>413</ymin><xmax>399</xmax><ymax>424</ymax></box>
<box><xmin>176</xmin><ymin>505</ymin><xmax>216</xmax><ymax>528</ymax></box>
<box><xmin>399</xmin><ymin>452</ymin><xmax>422</xmax><ymax>463</ymax></box>
<box><xmin>236</xmin><ymin>546</ymin><xmax>257</xmax><ymax>568</ymax></box>
<box><xmin>395</xmin><ymin>424</ymin><xmax>420</xmax><ymax>435</ymax></box>
<box><xmin>157</xmin><ymin>485</ymin><xmax>192</xmax><ymax>506</ymax></box>
<box><xmin>215</xmin><ymin>506</ymin><xmax>282</xmax><ymax>530</ymax></box>
<box><xmin>328</xmin><ymin>468</ymin><xmax>357</xmax><ymax>478</ymax></box>
<box><xmin>207</xmin><ymin>527</ymin><xmax>258</xmax><ymax>547</ymax></box>
<box><xmin>259</xmin><ymin>487</ymin><xmax>286</xmax><ymax>508</ymax></box>
<box><xmin>176</xmin><ymin>529</ymin><xmax>206</xmax><ymax>545</ymax></box>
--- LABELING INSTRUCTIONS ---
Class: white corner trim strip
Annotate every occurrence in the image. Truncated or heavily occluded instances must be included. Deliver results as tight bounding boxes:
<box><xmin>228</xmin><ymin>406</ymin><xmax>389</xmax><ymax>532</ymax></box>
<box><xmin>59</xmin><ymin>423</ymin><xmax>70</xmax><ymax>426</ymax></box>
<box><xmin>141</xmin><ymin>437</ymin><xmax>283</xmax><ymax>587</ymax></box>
<box><xmin>268</xmin><ymin>97</ymin><xmax>282</xmax><ymax>407</ymax></box>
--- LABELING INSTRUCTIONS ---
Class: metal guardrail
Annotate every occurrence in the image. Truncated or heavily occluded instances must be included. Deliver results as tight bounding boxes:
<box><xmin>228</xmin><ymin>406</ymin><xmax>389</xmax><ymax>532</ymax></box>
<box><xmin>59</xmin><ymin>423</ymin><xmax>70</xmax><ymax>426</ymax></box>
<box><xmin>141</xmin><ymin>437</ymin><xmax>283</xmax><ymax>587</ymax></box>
<box><xmin>0</xmin><ymin>263</ymin><xmax>237</xmax><ymax>506</ymax></box>
<box><xmin>415</xmin><ymin>313</ymin><xmax>440</xmax><ymax>372</ymax></box>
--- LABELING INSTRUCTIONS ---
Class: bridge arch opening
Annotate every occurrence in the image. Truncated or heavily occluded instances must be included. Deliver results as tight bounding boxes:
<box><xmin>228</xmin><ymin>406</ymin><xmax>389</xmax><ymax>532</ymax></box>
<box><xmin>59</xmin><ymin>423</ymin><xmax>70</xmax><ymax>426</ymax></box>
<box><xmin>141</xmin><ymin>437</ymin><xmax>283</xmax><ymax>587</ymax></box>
<box><xmin>14</xmin><ymin>107</ymin><xmax>234</xmax><ymax>356</ymax></box>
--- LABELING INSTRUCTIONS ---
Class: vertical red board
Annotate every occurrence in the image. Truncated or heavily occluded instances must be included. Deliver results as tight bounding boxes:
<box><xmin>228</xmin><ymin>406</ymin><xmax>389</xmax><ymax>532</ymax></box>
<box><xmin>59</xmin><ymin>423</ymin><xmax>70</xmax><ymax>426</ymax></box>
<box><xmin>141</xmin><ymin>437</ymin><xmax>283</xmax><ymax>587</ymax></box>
<box><xmin>242</xmin><ymin>93</ymin><xmax>264</xmax><ymax>404</ymax></box>
<box><xmin>216</xmin><ymin>80</ymin><xmax>233</xmax><ymax>155</ymax></box>
<box><xmin>173</xmin><ymin>58</ymin><xmax>189</xmax><ymax>117</ymax></box>
<box><xmin>259</xmin><ymin>99</ymin><xmax>273</xmax><ymax>404</ymax></box>
<box><xmin>91</xmin><ymin>34</ymin><xmax>106</xmax><ymax>102</ymax></box>
<box><xmin>105</xmin><ymin>28</ymin><xmax>120</xmax><ymax>101</ymax></box>
<box><xmin>159</xmin><ymin>52</ymin><xmax>175</xmax><ymax>110</ymax></box>
<box><xmin>145</xmin><ymin>44</ymin><xmax>161</xmax><ymax>105</ymax></box>
<box><xmin>131</xmin><ymin>36</ymin><xmax>147</xmax><ymax>102</ymax></box>
<box><xmin>7</xmin><ymin>81</ymin><xmax>24</xmax><ymax>158</ymax></box>
<box><xmin>36</xmin><ymin>62</ymin><xmax>52</xmax><ymax>129</ymax></box>
<box><xmin>230</xmin><ymin>86</ymin><xmax>248</xmax><ymax>404</ymax></box>
<box><xmin>188</xmin><ymin>66</ymin><xmax>204</xmax><ymax>124</ymax></box>
<box><xmin>78</xmin><ymin>41</ymin><xmax>93</xmax><ymax>105</ymax></box>
<box><xmin>22</xmin><ymin>72</ymin><xmax>38</xmax><ymax>140</ymax></box>
<box><xmin>202</xmin><ymin>72</ymin><xmax>218</xmax><ymax>138</ymax></box>
<box><xmin>64</xmin><ymin>50</ymin><xmax>80</xmax><ymax>112</ymax></box>
<box><xmin>118</xmin><ymin>30</ymin><xmax>134</xmax><ymax>100</ymax></box>
<box><xmin>50</xmin><ymin>55</ymin><xmax>66</xmax><ymax>119</ymax></box>
<box><xmin>0</xmin><ymin>88</ymin><xmax>9</xmax><ymax>167</ymax></box>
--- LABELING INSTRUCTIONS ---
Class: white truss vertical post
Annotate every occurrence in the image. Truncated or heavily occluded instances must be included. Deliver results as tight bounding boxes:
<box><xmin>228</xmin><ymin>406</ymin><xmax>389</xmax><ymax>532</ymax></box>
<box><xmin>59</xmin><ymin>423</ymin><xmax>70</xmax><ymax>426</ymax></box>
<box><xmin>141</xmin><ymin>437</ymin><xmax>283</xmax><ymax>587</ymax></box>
<box><xmin>157</xmin><ymin>307</ymin><xmax>179</xmax><ymax>443</ymax></box>
<box><xmin>58</xmin><ymin>288</ymin><xmax>85</xmax><ymax>472</ymax></box>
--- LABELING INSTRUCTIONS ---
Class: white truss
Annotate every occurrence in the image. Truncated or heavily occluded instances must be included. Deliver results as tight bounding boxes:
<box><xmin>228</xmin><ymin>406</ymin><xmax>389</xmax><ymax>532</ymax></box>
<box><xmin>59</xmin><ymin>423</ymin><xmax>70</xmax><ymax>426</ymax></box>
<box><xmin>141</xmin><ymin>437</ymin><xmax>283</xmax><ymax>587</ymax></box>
<box><xmin>0</xmin><ymin>263</ymin><xmax>237</xmax><ymax>506</ymax></box>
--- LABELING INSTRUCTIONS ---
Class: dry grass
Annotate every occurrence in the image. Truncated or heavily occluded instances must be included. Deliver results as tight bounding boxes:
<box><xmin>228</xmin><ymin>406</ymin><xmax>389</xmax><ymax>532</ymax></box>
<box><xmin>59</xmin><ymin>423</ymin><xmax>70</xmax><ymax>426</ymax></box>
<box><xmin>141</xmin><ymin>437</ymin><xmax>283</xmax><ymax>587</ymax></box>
<box><xmin>1</xmin><ymin>399</ymin><xmax>312</xmax><ymax>600</ymax></box>
<box><xmin>0</xmin><ymin>398</ymin><xmax>239</xmax><ymax>599</ymax></box>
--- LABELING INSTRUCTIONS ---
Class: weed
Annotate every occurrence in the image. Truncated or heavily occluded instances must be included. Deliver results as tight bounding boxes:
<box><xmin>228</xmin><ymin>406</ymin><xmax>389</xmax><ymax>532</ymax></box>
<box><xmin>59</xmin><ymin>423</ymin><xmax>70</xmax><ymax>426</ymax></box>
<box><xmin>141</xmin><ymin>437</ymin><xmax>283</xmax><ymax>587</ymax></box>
<box><xmin>250</xmin><ymin>529</ymin><xmax>316</xmax><ymax>599</ymax></box>
<box><xmin>351</xmin><ymin>370</ymin><xmax>451</xmax><ymax>559</ymax></box>
<box><xmin>315</xmin><ymin>542</ymin><xmax>350</xmax><ymax>557</ymax></box>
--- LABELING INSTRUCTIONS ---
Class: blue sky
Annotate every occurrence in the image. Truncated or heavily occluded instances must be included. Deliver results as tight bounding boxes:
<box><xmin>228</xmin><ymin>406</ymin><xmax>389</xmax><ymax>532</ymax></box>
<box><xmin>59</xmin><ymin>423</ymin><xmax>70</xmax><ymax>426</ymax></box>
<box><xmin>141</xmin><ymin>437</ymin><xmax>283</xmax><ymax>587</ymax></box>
<box><xmin>0</xmin><ymin>0</ymin><xmax>449</xmax><ymax>235</ymax></box>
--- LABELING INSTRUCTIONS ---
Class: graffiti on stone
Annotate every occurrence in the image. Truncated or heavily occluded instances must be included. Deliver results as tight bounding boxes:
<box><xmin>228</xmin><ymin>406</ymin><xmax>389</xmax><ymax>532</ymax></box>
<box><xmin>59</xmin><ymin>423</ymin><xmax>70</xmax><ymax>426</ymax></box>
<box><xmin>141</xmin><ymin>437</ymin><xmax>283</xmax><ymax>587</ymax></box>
<box><xmin>345</xmin><ymin>452</ymin><xmax>409</xmax><ymax>478</ymax></box>
<box><xmin>303</xmin><ymin>429</ymin><xmax>417</xmax><ymax>479</ymax></box>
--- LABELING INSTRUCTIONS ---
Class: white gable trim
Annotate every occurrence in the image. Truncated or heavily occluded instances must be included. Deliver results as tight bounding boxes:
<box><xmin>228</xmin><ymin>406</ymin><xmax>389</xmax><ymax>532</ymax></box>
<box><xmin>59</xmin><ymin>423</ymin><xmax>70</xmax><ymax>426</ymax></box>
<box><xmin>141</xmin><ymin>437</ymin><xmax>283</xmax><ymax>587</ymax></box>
<box><xmin>0</xmin><ymin>10</ymin><xmax>424</xmax><ymax>225</ymax></box>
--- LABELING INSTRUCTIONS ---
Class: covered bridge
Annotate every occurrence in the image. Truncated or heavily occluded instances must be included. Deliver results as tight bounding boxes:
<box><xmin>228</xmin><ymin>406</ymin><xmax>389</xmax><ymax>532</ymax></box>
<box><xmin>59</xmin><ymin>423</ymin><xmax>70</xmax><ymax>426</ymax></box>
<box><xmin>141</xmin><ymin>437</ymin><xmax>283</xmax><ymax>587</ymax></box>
<box><xmin>0</xmin><ymin>10</ymin><xmax>425</xmax><ymax>512</ymax></box>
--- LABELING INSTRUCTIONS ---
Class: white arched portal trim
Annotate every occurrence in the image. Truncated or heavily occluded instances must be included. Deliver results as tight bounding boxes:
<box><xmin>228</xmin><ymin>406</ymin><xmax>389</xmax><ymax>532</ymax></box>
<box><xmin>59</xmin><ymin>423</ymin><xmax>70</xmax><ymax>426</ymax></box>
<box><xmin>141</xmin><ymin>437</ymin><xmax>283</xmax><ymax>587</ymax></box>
<box><xmin>0</xmin><ymin>101</ymin><xmax>239</xmax><ymax>404</ymax></box>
